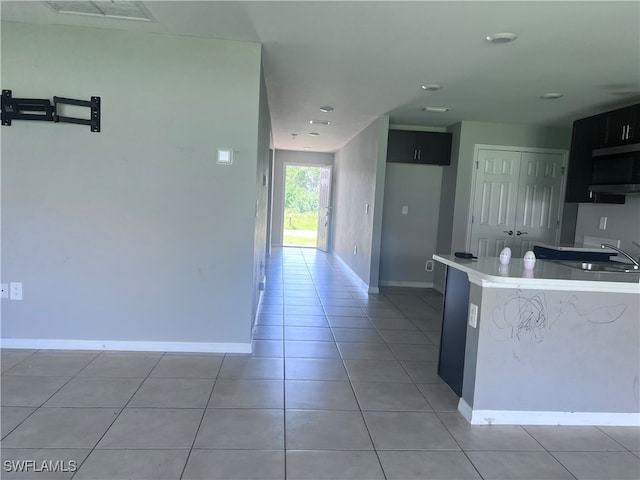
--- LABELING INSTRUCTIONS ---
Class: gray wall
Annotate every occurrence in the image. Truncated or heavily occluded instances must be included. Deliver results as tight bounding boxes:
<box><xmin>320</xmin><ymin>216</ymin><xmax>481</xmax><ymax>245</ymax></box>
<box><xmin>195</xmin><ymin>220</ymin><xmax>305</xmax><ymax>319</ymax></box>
<box><xmin>434</xmin><ymin>121</ymin><xmax>572</xmax><ymax>291</ymax></box>
<box><xmin>271</xmin><ymin>150</ymin><xmax>334</xmax><ymax>247</ymax></box>
<box><xmin>1</xmin><ymin>22</ymin><xmax>265</xmax><ymax>350</ymax></box>
<box><xmin>380</xmin><ymin>163</ymin><xmax>442</xmax><ymax>286</ymax></box>
<box><xmin>252</xmin><ymin>64</ymin><xmax>273</xmax><ymax>326</ymax></box>
<box><xmin>434</xmin><ymin>123</ymin><xmax>462</xmax><ymax>291</ymax></box>
<box><xmin>560</xmin><ymin>202</ymin><xmax>579</xmax><ymax>245</ymax></box>
<box><xmin>332</xmin><ymin>116</ymin><xmax>389</xmax><ymax>291</ymax></box>
<box><xmin>574</xmin><ymin>196</ymin><xmax>640</xmax><ymax>255</ymax></box>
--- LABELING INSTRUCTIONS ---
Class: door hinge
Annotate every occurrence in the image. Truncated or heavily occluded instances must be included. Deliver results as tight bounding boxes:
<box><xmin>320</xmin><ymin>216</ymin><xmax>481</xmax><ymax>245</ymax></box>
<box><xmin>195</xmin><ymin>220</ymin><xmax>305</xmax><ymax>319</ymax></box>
<box><xmin>471</xmin><ymin>215</ymin><xmax>475</xmax><ymax>224</ymax></box>
<box><xmin>476</xmin><ymin>161</ymin><xmax>479</xmax><ymax>170</ymax></box>
<box><xmin>561</xmin><ymin>166</ymin><xmax>566</xmax><ymax>175</ymax></box>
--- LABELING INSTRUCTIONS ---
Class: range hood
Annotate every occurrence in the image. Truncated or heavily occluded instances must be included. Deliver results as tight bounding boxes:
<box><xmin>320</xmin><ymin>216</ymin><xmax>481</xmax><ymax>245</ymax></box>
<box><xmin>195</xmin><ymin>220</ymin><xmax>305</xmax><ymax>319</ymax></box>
<box><xmin>589</xmin><ymin>183</ymin><xmax>640</xmax><ymax>195</ymax></box>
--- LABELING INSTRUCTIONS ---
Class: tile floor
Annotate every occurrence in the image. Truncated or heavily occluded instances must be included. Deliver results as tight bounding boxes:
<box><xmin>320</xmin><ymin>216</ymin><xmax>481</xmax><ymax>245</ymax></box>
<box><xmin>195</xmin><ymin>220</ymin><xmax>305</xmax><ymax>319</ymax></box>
<box><xmin>1</xmin><ymin>247</ymin><xmax>639</xmax><ymax>479</ymax></box>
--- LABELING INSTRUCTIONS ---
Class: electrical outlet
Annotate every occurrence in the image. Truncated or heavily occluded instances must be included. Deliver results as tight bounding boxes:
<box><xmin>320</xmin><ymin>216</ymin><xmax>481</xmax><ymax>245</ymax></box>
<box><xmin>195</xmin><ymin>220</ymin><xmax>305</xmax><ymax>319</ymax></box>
<box><xmin>354</xmin><ymin>245</ymin><xmax>358</xmax><ymax>255</ymax></box>
<box><xmin>0</xmin><ymin>283</ymin><xmax>8</xmax><ymax>299</ymax></box>
<box><xmin>365</xmin><ymin>203</ymin><xmax>369</xmax><ymax>214</ymax></box>
<box><xmin>10</xmin><ymin>282</ymin><xmax>22</xmax><ymax>301</ymax></box>
<box><xmin>468</xmin><ymin>303</ymin><xmax>478</xmax><ymax>328</ymax></box>
<box><xmin>401</xmin><ymin>205</ymin><xmax>409</xmax><ymax>215</ymax></box>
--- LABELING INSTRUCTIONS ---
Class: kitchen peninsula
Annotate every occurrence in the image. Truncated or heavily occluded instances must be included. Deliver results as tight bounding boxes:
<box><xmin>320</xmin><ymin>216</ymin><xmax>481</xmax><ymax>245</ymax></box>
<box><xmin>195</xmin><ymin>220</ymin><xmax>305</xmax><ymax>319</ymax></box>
<box><xmin>433</xmin><ymin>254</ymin><xmax>640</xmax><ymax>426</ymax></box>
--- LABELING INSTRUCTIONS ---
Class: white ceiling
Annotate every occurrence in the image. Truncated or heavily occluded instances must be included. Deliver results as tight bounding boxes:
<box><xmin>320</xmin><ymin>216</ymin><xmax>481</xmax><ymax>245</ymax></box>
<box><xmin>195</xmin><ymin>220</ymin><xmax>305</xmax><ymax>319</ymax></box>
<box><xmin>2</xmin><ymin>1</ymin><xmax>640</xmax><ymax>152</ymax></box>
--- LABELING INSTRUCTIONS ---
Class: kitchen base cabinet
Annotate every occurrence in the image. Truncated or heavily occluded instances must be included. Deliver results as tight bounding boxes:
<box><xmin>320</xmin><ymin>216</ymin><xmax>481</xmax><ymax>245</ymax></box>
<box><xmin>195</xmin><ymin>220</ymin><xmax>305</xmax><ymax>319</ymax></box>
<box><xmin>433</xmin><ymin>254</ymin><xmax>639</xmax><ymax>426</ymax></box>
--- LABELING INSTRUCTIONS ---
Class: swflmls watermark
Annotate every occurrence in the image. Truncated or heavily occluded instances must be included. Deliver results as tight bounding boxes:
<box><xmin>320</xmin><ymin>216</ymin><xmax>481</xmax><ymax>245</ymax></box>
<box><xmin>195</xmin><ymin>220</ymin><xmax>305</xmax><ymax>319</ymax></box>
<box><xmin>3</xmin><ymin>460</ymin><xmax>78</xmax><ymax>473</ymax></box>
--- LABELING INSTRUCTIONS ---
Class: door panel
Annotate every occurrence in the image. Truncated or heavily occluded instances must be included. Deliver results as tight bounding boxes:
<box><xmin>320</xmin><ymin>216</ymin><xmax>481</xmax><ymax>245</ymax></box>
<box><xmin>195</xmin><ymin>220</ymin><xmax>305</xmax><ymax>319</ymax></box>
<box><xmin>316</xmin><ymin>166</ymin><xmax>332</xmax><ymax>252</ymax></box>
<box><xmin>470</xmin><ymin>149</ymin><xmax>522</xmax><ymax>256</ymax></box>
<box><xmin>512</xmin><ymin>152</ymin><xmax>565</xmax><ymax>257</ymax></box>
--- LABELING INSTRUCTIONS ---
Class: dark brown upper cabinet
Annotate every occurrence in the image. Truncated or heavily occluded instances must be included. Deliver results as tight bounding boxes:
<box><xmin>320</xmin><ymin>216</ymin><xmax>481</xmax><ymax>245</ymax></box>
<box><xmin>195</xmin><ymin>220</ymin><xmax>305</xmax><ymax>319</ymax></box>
<box><xmin>601</xmin><ymin>103</ymin><xmax>639</xmax><ymax>148</ymax></box>
<box><xmin>387</xmin><ymin>130</ymin><xmax>452</xmax><ymax>165</ymax></box>
<box><xmin>564</xmin><ymin>103</ymin><xmax>639</xmax><ymax>204</ymax></box>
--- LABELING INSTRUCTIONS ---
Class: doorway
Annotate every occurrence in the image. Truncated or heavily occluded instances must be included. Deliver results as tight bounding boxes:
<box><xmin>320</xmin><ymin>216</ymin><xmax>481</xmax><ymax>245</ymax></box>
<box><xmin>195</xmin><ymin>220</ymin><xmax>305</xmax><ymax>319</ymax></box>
<box><xmin>283</xmin><ymin>165</ymin><xmax>332</xmax><ymax>250</ymax></box>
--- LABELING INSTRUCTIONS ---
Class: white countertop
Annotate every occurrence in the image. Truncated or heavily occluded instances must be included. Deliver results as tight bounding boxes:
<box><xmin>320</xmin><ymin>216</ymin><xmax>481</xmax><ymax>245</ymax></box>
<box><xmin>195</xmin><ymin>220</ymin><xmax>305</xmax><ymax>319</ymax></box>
<box><xmin>433</xmin><ymin>255</ymin><xmax>640</xmax><ymax>294</ymax></box>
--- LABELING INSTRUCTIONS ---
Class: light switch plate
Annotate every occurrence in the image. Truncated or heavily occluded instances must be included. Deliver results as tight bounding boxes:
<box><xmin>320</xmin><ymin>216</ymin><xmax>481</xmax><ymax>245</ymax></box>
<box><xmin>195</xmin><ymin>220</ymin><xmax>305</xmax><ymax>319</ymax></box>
<box><xmin>0</xmin><ymin>283</ymin><xmax>8</xmax><ymax>299</ymax></box>
<box><xmin>217</xmin><ymin>148</ymin><xmax>233</xmax><ymax>165</ymax></box>
<box><xmin>468</xmin><ymin>303</ymin><xmax>478</xmax><ymax>328</ymax></box>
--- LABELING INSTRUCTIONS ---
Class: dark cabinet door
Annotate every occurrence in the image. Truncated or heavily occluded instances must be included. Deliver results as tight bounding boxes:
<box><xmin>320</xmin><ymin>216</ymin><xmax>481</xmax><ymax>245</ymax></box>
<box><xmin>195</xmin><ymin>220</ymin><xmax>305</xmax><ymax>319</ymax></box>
<box><xmin>603</xmin><ymin>103</ymin><xmax>640</xmax><ymax>147</ymax></box>
<box><xmin>416</xmin><ymin>131</ymin><xmax>452</xmax><ymax>165</ymax></box>
<box><xmin>387</xmin><ymin>130</ymin><xmax>419</xmax><ymax>163</ymax></box>
<box><xmin>387</xmin><ymin>130</ymin><xmax>452</xmax><ymax>165</ymax></box>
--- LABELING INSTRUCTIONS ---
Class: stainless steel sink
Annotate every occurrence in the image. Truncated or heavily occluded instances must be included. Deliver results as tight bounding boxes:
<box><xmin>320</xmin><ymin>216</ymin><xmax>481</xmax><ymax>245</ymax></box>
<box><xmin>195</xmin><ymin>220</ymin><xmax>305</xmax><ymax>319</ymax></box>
<box><xmin>557</xmin><ymin>261</ymin><xmax>640</xmax><ymax>273</ymax></box>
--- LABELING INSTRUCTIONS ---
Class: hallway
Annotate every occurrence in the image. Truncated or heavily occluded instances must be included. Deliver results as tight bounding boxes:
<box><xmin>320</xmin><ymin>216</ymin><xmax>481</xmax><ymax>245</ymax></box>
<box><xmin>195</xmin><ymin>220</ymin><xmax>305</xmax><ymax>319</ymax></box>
<box><xmin>1</xmin><ymin>247</ymin><xmax>639</xmax><ymax>479</ymax></box>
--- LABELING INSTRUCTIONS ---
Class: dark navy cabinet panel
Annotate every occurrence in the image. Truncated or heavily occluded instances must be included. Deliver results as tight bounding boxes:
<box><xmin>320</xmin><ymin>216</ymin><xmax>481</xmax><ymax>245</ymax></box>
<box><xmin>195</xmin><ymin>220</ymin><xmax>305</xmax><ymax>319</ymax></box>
<box><xmin>437</xmin><ymin>266</ymin><xmax>470</xmax><ymax>397</ymax></box>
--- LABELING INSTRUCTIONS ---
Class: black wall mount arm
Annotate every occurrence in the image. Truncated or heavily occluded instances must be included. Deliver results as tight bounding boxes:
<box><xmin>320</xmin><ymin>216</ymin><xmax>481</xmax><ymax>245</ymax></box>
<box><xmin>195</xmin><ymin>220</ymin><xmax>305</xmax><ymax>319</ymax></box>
<box><xmin>2</xmin><ymin>90</ymin><xmax>100</xmax><ymax>132</ymax></box>
<box><xmin>1</xmin><ymin>90</ymin><xmax>54</xmax><ymax>124</ymax></box>
<box><xmin>54</xmin><ymin>96</ymin><xmax>101</xmax><ymax>132</ymax></box>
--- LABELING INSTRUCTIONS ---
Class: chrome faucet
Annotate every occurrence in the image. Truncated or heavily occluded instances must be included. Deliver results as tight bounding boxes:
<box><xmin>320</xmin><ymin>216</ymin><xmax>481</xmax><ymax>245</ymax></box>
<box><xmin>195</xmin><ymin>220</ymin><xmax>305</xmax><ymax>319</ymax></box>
<box><xmin>601</xmin><ymin>244</ymin><xmax>640</xmax><ymax>267</ymax></box>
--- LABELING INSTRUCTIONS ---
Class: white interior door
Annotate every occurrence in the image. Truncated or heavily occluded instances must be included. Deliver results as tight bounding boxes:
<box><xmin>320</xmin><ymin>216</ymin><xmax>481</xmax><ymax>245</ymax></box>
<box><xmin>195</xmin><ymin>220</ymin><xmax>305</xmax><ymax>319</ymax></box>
<box><xmin>469</xmin><ymin>149</ymin><xmax>521</xmax><ymax>256</ymax></box>
<box><xmin>316</xmin><ymin>166</ymin><xmax>332</xmax><ymax>252</ymax></box>
<box><xmin>470</xmin><ymin>148</ymin><xmax>566</xmax><ymax>258</ymax></box>
<box><xmin>512</xmin><ymin>152</ymin><xmax>566</xmax><ymax>257</ymax></box>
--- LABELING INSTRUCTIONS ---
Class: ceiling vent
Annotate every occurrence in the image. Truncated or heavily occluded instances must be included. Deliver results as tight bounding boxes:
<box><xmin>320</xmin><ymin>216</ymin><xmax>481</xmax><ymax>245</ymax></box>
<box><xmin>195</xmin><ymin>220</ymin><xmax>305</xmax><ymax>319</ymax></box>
<box><xmin>45</xmin><ymin>1</ymin><xmax>154</xmax><ymax>21</ymax></box>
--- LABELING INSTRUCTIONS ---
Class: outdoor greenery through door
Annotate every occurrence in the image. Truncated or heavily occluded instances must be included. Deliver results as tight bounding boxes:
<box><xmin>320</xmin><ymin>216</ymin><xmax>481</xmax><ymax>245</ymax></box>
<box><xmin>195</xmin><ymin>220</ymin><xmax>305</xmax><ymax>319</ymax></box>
<box><xmin>283</xmin><ymin>165</ymin><xmax>320</xmax><ymax>247</ymax></box>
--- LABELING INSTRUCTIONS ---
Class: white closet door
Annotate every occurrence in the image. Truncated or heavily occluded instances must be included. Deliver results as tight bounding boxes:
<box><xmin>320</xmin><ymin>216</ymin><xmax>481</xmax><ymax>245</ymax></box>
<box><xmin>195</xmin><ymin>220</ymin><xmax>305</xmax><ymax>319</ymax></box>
<box><xmin>470</xmin><ymin>149</ymin><xmax>521</xmax><ymax>257</ymax></box>
<box><xmin>512</xmin><ymin>152</ymin><xmax>566</xmax><ymax>257</ymax></box>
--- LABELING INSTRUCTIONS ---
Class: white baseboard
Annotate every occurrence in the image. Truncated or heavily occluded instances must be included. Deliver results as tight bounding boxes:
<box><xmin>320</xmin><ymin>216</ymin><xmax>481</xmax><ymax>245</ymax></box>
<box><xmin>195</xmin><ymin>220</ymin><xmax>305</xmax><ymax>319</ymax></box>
<box><xmin>0</xmin><ymin>338</ymin><xmax>252</xmax><ymax>354</ymax></box>
<box><xmin>458</xmin><ymin>398</ymin><xmax>473</xmax><ymax>422</ymax></box>
<box><xmin>459</xmin><ymin>402</ymin><xmax>640</xmax><ymax>426</ymax></box>
<box><xmin>333</xmin><ymin>253</ymin><xmax>372</xmax><ymax>294</ymax></box>
<box><xmin>379</xmin><ymin>281</ymin><xmax>435</xmax><ymax>289</ymax></box>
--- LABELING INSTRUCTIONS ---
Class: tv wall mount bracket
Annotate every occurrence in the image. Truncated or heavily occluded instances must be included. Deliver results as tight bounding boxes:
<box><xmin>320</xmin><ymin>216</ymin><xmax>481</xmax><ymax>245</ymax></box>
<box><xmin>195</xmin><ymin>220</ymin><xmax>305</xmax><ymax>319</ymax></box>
<box><xmin>1</xmin><ymin>90</ymin><xmax>100</xmax><ymax>132</ymax></box>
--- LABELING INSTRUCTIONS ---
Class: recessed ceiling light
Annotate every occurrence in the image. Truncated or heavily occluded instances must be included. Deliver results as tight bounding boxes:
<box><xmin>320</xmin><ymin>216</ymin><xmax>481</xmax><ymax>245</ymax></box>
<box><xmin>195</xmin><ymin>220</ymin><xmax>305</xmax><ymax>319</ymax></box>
<box><xmin>421</xmin><ymin>84</ymin><xmax>442</xmax><ymax>91</ymax></box>
<box><xmin>310</xmin><ymin>120</ymin><xmax>330</xmax><ymax>125</ymax></box>
<box><xmin>541</xmin><ymin>93</ymin><xmax>563</xmax><ymax>99</ymax></box>
<box><xmin>308</xmin><ymin>132</ymin><xmax>320</xmax><ymax>136</ymax></box>
<box><xmin>319</xmin><ymin>106</ymin><xmax>334</xmax><ymax>113</ymax></box>
<box><xmin>422</xmin><ymin>106</ymin><xmax>451</xmax><ymax>113</ymax></box>
<box><xmin>486</xmin><ymin>32</ymin><xmax>517</xmax><ymax>44</ymax></box>
<box><xmin>303</xmin><ymin>147</ymin><xmax>311</xmax><ymax>150</ymax></box>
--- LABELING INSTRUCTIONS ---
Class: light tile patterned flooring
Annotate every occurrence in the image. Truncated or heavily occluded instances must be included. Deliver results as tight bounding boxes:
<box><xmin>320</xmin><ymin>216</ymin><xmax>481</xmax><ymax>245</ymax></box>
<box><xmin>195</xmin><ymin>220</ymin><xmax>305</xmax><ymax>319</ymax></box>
<box><xmin>1</xmin><ymin>247</ymin><xmax>639</xmax><ymax>479</ymax></box>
